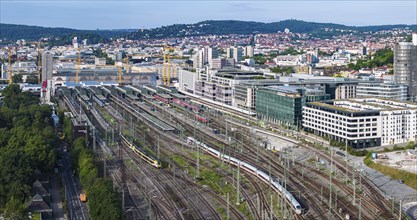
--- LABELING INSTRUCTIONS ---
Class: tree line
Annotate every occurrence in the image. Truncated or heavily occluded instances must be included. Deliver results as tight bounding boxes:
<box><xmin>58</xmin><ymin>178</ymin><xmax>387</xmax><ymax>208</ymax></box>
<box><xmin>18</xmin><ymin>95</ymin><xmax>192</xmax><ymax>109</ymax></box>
<box><xmin>64</xmin><ymin>121</ymin><xmax>123</xmax><ymax>219</ymax></box>
<box><xmin>0</xmin><ymin>84</ymin><xmax>57</xmax><ymax>218</ymax></box>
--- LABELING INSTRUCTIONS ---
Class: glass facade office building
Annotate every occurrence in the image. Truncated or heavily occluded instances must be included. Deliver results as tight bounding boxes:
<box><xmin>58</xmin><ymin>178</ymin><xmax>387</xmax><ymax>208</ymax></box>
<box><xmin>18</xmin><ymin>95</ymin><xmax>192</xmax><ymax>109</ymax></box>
<box><xmin>256</xmin><ymin>86</ymin><xmax>305</xmax><ymax>128</ymax></box>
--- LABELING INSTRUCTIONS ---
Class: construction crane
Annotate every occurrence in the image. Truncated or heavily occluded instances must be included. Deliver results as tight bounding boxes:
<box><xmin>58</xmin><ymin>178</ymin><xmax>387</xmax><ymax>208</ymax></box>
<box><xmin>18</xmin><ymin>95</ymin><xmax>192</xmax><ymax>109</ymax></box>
<box><xmin>162</xmin><ymin>45</ymin><xmax>175</xmax><ymax>86</ymax></box>
<box><xmin>7</xmin><ymin>47</ymin><xmax>12</xmax><ymax>84</ymax></box>
<box><xmin>118</xmin><ymin>64</ymin><xmax>123</xmax><ymax>85</ymax></box>
<box><xmin>125</xmin><ymin>56</ymin><xmax>129</xmax><ymax>74</ymax></box>
<box><xmin>76</xmin><ymin>47</ymin><xmax>80</xmax><ymax>83</ymax></box>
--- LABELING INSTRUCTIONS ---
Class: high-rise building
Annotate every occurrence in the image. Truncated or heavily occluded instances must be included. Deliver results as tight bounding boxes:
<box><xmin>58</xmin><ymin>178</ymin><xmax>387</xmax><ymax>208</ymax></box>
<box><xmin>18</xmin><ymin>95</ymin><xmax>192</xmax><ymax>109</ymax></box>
<box><xmin>193</xmin><ymin>49</ymin><xmax>204</xmax><ymax>69</ymax></box>
<box><xmin>226</xmin><ymin>46</ymin><xmax>243</xmax><ymax>62</ymax></box>
<box><xmin>72</xmin><ymin>37</ymin><xmax>78</xmax><ymax>48</ymax></box>
<box><xmin>243</xmin><ymin>45</ymin><xmax>254</xmax><ymax>57</ymax></box>
<box><xmin>394</xmin><ymin>34</ymin><xmax>417</xmax><ymax>100</ymax></box>
<box><xmin>226</xmin><ymin>47</ymin><xmax>233</xmax><ymax>59</ymax></box>
<box><xmin>41</xmin><ymin>52</ymin><xmax>53</xmax><ymax>83</ymax></box>
<box><xmin>207</xmin><ymin>47</ymin><xmax>219</xmax><ymax>67</ymax></box>
<box><xmin>233</xmin><ymin>47</ymin><xmax>243</xmax><ymax>62</ymax></box>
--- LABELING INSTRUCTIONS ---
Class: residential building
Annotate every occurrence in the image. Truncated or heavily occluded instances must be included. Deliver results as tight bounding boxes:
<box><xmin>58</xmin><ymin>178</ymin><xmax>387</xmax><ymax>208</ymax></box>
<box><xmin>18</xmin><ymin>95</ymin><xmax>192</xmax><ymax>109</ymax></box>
<box><xmin>356</xmin><ymin>82</ymin><xmax>408</xmax><ymax>101</ymax></box>
<box><xmin>193</xmin><ymin>49</ymin><xmax>204</xmax><ymax>69</ymax></box>
<box><xmin>243</xmin><ymin>45</ymin><xmax>254</xmax><ymax>57</ymax></box>
<box><xmin>303</xmin><ymin>98</ymin><xmax>417</xmax><ymax>148</ymax></box>
<box><xmin>226</xmin><ymin>46</ymin><xmax>243</xmax><ymax>62</ymax></box>
<box><xmin>394</xmin><ymin>33</ymin><xmax>417</xmax><ymax>99</ymax></box>
<box><xmin>206</xmin><ymin>47</ymin><xmax>219</xmax><ymax>66</ymax></box>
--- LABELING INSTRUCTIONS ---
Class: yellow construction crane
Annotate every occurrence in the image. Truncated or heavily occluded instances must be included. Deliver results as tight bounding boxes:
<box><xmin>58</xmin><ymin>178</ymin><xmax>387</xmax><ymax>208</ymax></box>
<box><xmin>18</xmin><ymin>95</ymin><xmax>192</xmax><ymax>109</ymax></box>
<box><xmin>7</xmin><ymin>47</ymin><xmax>12</xmax><ymax>84</ymax></box>
<box><xmin>118</xmin><ymin>64</ymin><xmax>123</xmax><ymax>85</ymax></box>
<box><xmin>76</xmin><ymin>48</ymin><xmax>80</xmax><ymax>83</ymax></box>
<box><xmin>162</xmin><ymin>45</ymin><xmax>175</xmax><ymax>86</ymax></box>
<box><xmin>125</xmin><ymin>56</ymin><xmax>129</xmax><ymax>73</ymax></box>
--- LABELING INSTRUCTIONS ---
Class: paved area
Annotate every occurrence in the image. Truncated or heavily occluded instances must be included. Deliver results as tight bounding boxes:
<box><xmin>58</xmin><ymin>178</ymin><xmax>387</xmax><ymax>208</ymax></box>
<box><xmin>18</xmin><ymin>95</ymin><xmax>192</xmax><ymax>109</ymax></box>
<box><xmin>62</xmin><ymin>143</ymin><xmax>89</xmax><ymax>220</ymax></box>
<box><xmin>376</xmin><ymin>151</ymin><xmax>417</xmax><ymax>174</ymax></box>
<box><xmin>50</xmin><ymin>175</ymin><xmax>65</xmax><ymax>220</ymax></box>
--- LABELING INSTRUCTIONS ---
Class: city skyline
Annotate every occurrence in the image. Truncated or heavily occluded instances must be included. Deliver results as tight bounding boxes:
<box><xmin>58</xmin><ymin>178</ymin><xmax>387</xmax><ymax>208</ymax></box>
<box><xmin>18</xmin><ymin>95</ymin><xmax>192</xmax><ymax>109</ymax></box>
<box><xmin>1</xmin><ymin>1</ymin><xmax>416</xmax><ymax>30</ymax></box>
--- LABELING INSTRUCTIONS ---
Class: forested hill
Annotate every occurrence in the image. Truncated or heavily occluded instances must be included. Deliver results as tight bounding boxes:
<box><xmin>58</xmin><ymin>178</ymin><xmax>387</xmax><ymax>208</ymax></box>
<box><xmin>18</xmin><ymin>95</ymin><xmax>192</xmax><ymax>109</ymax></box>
<box><xmin>0</xmin><ymin>23</ymin><xmax>133</xmax><ymax>42</ymax></box>
<box><xmin>2</xmin><ymin>20</ymin><xmax>416</xmax><ymax>42</ymax></box>
<box><xmin>129</xmin><ymin>19</ymin><xmax>417</xmax><ymax>39</ymax></box>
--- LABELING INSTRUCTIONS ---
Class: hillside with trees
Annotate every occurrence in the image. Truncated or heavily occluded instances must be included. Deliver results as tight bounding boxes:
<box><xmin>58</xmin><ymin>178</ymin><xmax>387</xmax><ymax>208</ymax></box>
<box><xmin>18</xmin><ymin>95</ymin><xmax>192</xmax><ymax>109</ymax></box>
<box><xmin>0</xmin><ymin>23</ymin><xmax>131</xmax><ymax>42</ymax></box>
<box><xmin>128</xmin><ymin>19</ymin><xmax>417</xmax><ymax>40</ymax></box>
<box><xmin>348</xmin><ymin>48</ymin><xmax>394</xmax><ymax>70</ymax></box>
<box><xmin>0</xmin><ymin>84</ymin><xmax>57</xmax><ymax>217</ymax></box>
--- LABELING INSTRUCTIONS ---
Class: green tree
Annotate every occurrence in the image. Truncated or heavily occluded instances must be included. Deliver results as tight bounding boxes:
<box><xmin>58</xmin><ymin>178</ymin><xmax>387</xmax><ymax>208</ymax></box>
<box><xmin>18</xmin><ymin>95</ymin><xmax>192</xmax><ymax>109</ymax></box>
<box><xmin>12</xmin><ymin>75</ymin><xmax>23</xmax><ymax>83</ymax></box>
<box><xmin>3</xmin><ymin>197</ymin><xmax>28</xmax><ymax>220</ymax></box>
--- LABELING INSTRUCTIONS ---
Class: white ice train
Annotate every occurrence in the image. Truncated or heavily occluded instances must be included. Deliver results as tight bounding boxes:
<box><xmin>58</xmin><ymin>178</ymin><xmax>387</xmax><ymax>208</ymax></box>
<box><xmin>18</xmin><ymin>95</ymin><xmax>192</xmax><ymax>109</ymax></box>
<box><xmin>186</xmin><ymin>137</ymin><xmax>302</xmax><ymax>214</ymax></box>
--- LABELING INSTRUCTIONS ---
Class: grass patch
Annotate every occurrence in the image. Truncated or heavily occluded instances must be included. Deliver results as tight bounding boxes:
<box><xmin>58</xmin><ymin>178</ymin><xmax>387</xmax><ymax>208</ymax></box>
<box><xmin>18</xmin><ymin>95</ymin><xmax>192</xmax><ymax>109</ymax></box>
<box><xmin>364</xmin><ymin>156</ymin><xmax>417</xmax><ymax>190</ymax></box>
<box><xmin>32</xmin><ymin>212</ymin><xmax>41</xmax><ymax>220</ymax></box>
<box><xmin>97</xmin><ymin>107</ymin><xmax>116</xmax><ymax>127</ymax></box>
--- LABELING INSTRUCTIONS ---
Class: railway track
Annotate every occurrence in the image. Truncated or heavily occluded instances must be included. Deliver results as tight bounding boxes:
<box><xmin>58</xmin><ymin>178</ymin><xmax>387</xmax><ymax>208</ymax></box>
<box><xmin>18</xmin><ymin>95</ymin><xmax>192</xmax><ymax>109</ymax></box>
<box><xmin>220</xmin><ymin>115</ymin><xmax>400</xmax><ymax>219</ymax></box>
<box><xmin>101</xmin><ymin>99</ymin><xmax>236</xmax><ymax>219</ymax></box>
<box><xmin>104</xmin><ymin>94</ymin><xmax>396</xmax><ymax>219</ymax></box>
<box><xmin>133</xmin><ymin>97</ymin><xmax>308</xmax><ymax>219</ymax></box>
<box><xmin>154</xmin><ymin>135</ymin><xmax>249</xmax><ymax>219</ymax></box>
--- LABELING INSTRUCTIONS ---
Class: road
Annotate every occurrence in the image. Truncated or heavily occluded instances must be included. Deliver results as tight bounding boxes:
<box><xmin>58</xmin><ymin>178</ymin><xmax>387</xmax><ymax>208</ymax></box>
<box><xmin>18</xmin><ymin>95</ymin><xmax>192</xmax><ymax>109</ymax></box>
<box><xmin>61</xmin><ymin>142</ymin><xmax>89</xmax><ymax>220</ymax></box>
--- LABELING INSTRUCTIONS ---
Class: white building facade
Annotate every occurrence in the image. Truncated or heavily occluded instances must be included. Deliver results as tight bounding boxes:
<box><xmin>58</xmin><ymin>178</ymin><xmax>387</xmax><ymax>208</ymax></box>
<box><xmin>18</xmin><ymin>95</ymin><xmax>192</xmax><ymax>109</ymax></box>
<box><xmin>356</xmin><ymin>82</ymin><xmax>408</xmax><ymax>101</ymax></box>
<box><xmin>303</xmin><ymin>98</ymin><xmax>417</xmax><ymax>148</ymax></box>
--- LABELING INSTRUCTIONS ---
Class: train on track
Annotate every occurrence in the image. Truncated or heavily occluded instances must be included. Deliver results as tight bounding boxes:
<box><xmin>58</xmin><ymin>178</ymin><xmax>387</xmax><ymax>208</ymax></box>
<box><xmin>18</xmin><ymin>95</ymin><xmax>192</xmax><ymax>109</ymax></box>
<box><xmin>186</xmin><ymin>136</ymin><xmax>302</xmax><ymax>215</ymax></box>
<box><xmin>172</xmin><ymin>98</ymin><xmax>201</xmax><ymax>113</ymax></box>
<box><xmin>120</xmin><ymin>135</ymin><xmax>162</xmax><ymax>168</ymax></box>
<box><xmin>93</xmin><ymin>96</ymin><xmax>106</xmax><ymax>107</ymax></box>
<box><xmin>152</xmin><ymin>94</ymin><xmax>169</xmax><ymax>104</ymax></box>
<box><xmin>78</xmin><ymin>96</ymin><xmax>91</xmax><ymax>111</ymax></box>
<box><xmin>195</xmin><ymin>114</ymin><xmax>209</xmax><ymax>123</ymax></box>
<box><xmin>153</xmin><ymin>94</ymin><xmax>203</xmax><ymax>113</ymax></box>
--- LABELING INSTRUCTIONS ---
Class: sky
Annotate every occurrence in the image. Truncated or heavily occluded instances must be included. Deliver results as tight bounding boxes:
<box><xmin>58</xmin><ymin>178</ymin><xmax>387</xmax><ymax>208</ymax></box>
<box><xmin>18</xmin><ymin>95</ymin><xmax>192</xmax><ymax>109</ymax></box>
<box><xmin>1</xmin><ymin>1</ymin><xmax>416</xmax><ymax>30</ymax></box>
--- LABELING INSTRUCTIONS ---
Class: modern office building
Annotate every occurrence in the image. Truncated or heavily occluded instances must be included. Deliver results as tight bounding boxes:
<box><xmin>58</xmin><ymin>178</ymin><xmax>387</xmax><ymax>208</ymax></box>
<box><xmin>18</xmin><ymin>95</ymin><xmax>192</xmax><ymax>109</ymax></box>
<box><xmin>303</xmin><ymin>98</ymin><xmax>417</xmax><ymax>148</ymax></box>
<box><xmin>356</xmin><ymin>82</ymin><xmax>408</xmax><ymax>101</ymax></box>
<box><xmin>193</xmin><ymin>69</ymin><xmax>264</xmax><ymax>106</ymax></box>
<box><xmin>41</xmin><ymin>52</ymin><xmax>53</xmax><ymax>83</ymax></box>
<box><xmin>394</xmin><ymin>33</ymin><xmax>417</xmax><ymax>100</ymax></box>
<box><xmin>235</xmin><ymin>80</ymin><xmax>282</xmax><ymax>111</ymax></box>
<box><xmin>256</xmin><ymin>86</ymin><xmax>305</xmax><ymax>128</ymax></box>
<box><xmin>178</xmin><ymin>69</ymin><xmax>198</xmax><ymax>93</ymax></box>
<box><xmin>211</xmin><ymin>58</ymin><xmax>235</xmax><ymax>69</ymax></box>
